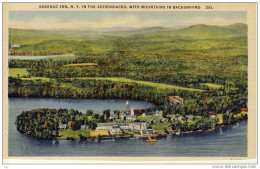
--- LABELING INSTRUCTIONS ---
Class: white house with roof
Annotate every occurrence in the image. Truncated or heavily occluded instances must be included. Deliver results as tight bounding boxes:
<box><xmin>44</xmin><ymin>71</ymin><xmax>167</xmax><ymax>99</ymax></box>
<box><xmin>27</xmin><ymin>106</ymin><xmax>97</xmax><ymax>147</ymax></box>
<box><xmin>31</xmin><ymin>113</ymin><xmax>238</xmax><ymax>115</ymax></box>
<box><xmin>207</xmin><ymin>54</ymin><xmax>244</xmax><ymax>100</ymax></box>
<box><xmin>142</xmin><ymin>110</ymin><xmax>163</xmax><ymax>117</ymax></box>
<box><xmin>96</xmin><ymin>122</ymin><xmax>147</xmax><ymax>131</ymax></box>
<box><xmin>109</xmin><ymin>125</ymin><xmax>123</xmax><ymax>135</ymax></box>
<box><xmin>174</xmin><ymin>116</ymin><xmax>184</xmax><ymax>121</ymax></box>
<box><xmin>80</xmin><ymin>125</ymin><xmax>89</xmax><ymax>129</ymax></box>
<box><xmin>160</xmin><ymin>118</ymin><xmax>169</xmax><ymax>123</ymax></box>
<box><xmin>140</xmin><ymin>129</ymin><xmax>155</xmax><ymax>136</ymax></box>
<box><xmin>109</xmin><ymin>114</ymin><xmax>118</xmax><ymax>120</ymax></box>
<box><xmin>59</xmin><ymin>124</ymin><xmax>67</xmax><ymax>130</ymax></box>
<box><xmin>11</xmin><ymin>44</ymin><xmax>21</xmax><ymax>48</ymax></box>
<box><xmin>126</xmin><ymin>115</ymin><xmax>137</xmax><ymax>120</ymax></box>
<box><xmin>185</xmin><ymin>115</ymin><xmax>194</xmax><ymax>120</ymax></box>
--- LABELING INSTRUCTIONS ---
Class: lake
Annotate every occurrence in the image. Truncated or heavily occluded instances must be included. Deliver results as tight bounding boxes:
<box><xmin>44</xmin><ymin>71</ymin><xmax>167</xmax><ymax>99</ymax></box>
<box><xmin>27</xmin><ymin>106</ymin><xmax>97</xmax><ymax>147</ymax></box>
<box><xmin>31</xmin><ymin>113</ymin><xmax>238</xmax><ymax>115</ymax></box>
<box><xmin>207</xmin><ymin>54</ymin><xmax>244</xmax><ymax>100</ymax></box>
<box><xmin>8</xmin><ymin>98</ymin><xmax>247</xmax><ymax>157</ymax></box>
<box><xmin>8</xmin><ymin>54</ymin><xmax>75</xmax><ymax>60</ymax></box>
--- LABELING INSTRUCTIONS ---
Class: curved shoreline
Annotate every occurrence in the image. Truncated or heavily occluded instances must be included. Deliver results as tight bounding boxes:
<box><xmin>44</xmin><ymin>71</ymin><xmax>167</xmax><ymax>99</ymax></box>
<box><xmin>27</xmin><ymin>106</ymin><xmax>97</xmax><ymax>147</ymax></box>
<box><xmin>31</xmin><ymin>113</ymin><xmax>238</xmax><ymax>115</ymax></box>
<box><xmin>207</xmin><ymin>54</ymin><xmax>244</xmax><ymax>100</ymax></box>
<box><xmin>166</xmin><ymin>119</ymin><xmax>247</xmax><ymax>135</ymax></box>
<box><xmin>52</xmin><ymin>120</ymin><xmax>247</xmax><ymax>141</ymax></box>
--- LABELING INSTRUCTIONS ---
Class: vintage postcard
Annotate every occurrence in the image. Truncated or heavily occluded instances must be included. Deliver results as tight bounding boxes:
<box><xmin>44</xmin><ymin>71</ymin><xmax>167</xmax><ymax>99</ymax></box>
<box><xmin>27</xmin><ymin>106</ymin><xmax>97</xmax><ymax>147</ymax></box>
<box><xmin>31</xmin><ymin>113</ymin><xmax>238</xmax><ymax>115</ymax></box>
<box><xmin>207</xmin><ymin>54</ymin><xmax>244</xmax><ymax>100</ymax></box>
<box><xmin>2</xmin><ymin>2</ymin><xmax>257</xmax><ymax>164</ymax></box>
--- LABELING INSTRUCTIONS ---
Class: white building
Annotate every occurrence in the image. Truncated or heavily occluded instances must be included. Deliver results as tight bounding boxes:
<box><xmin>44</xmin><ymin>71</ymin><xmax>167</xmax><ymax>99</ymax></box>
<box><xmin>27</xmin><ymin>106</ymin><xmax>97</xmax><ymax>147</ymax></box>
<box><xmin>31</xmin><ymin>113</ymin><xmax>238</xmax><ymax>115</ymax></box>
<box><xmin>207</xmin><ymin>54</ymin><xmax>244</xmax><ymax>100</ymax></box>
<box><xmin>142</xmin><ymin>110</ymin><xmax>163</xmax><ymax>117</ymax></box>
<box><xmin>140</xmin><ymin>129</ymin><xmax>155</xmax><ymax>136</ymax></box>
<box><xmin>126</xmin><ymin>115</ymin><xmax>137</xmax><ymax>120</ymax></box>
<box><xmin>109</xmin><ymin>114</ymin><xmax>118</xmax><ymax>120</ymax></box>
<box><xmin>96</xmin><ymin>122</ymin><xmax>147</xmax><ymax>131</ymax></box>
<box><xmin>80</xmin><ymin>125</ymin><xmax>89</xmax><ymax>129</ymax></box>
<box><xmin>126</xmin><ymin>101</ymin><xmax>130</xmax><ymax>114</ymax></box>
<box><xmin>130</xmin><ymin>109</ymin><xmax>135</xmax><ymax>116</ymax></box>
<box><xmin>59</xmin><ymin>124</ymin><xmax>67</xmax><ymax>130</ymax></box>
<box><xmin>185</xmin><ymin>115</ymin><xmax>194</xmax><ymax>120</ymax></box>
<box><xmin>11</xmin><ymin>44</ymin><xmax>21</xmax><ymax>48</ymax></box>
<box><xmin>109</xmin><ymin>125</ymin><xmax>123</xmax><ymax>135</ymax></box>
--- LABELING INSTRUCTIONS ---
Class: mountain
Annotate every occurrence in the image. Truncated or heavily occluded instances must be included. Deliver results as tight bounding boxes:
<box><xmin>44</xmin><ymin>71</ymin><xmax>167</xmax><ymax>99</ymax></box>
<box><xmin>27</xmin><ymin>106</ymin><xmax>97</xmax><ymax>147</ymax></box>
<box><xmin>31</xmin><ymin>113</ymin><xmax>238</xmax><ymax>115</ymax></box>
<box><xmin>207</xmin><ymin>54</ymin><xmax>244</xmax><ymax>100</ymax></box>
<box><xmin>8</xmin><ymin>23</ymin><xmax>247</xmax><ymax>56</ymax></box>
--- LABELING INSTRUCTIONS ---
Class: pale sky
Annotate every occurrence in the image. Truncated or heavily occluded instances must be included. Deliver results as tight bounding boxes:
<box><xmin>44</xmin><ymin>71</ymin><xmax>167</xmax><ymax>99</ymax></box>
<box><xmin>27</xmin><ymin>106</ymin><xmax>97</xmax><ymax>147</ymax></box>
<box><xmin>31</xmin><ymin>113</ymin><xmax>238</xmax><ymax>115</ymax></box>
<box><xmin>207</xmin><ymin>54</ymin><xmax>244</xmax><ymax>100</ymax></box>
<box><xmin>9</xmin><ymin>11</ymin><xmax>247</xmax><ymax>30</ymax></box>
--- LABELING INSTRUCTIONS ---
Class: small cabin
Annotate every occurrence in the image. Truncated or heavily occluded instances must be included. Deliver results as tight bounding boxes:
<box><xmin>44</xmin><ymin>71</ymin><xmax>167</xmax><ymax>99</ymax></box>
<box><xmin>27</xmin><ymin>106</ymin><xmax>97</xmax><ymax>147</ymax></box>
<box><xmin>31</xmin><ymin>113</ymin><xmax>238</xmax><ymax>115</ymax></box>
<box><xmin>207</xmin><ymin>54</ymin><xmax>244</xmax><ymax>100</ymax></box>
<box><xmin>59</xmin><ymin>124</ymin><xmax>67</xmax><ymax>130</ymax></box>
<box><xmin>11</xmin><ymin>44</ymin><xmax>21</xmax><ymax>48</ymax></box>
<box><xmin>168</xmin><ymin>96</ymin><xmax>183</xmax><ymax>105</ymax></box>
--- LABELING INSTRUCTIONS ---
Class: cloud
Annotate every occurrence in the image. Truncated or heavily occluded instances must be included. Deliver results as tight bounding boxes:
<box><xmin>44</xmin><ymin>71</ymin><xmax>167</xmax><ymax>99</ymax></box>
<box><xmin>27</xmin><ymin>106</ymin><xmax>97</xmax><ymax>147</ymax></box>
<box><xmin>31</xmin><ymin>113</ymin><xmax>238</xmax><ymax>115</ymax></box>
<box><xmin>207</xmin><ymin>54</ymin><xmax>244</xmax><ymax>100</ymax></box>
<box><xmin>9</xmin><ymin>16</ymin><xmax>163</xmax><ymax>30</ymax></box>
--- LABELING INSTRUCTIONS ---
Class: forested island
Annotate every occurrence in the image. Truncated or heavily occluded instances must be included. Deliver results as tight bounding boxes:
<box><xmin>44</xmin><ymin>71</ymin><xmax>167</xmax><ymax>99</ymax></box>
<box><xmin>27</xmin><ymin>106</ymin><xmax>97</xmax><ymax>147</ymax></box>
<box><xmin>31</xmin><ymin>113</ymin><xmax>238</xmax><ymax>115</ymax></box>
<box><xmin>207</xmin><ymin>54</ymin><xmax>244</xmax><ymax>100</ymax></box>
<box><xmin>9</xmin><ymin>23</ymin><xmax>248</xmax><ymax>140</ymax></box>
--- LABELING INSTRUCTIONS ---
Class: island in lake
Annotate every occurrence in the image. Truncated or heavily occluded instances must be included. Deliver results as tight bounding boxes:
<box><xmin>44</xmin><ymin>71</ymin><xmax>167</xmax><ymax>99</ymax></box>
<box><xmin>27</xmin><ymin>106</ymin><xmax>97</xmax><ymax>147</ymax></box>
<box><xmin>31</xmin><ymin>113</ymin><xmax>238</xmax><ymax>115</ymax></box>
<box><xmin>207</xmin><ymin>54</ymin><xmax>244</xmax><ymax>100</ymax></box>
<box><xmin>8</xmin><ymin>11</ymin><xmax>248</xmax><ymax>156</ymax></box>
<box><xmin>15</xmin><ymin>100</ymin><xmax>248</xmax><ymax>141</ymax></box>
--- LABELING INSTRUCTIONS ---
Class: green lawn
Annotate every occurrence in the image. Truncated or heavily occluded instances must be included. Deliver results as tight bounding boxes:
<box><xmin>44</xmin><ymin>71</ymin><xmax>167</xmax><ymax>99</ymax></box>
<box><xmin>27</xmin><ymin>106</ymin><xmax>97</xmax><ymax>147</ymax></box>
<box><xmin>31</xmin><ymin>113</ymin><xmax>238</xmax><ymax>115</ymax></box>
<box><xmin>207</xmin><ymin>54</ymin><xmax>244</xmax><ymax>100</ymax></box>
<box><xmin>137</xmin><ymin>115</ymin><xmax>163</xmax><ymax>121</ymax></box>
<box><xmin>71</xmin><ymin>77</ymin><xmax>204</xmax><ymax>92</ymax></box>
<box><xmin>9</xmin><ymin>68</ymin><xmax>29</xmax><ymax>77</ymax></box>
<box><xmin>200</xmin><ymin>83</ymin><xmax>224</xmax><ymax>89</ymax></box>
<box><xmin>21</xmin><ymin>77</ymin><xmax>51</xmax><ymax>82</ymax></box>
<box><xmin>17</xmin><ymin>76</ymin><xmax>203</xmax><ymax>92</ymax></box>
<box><xmin>151</xmin><ymin>122</ymin><xmax>171</xmax><ymax>133</ymax></box>
<box><xmin>59</xmin><ymin>129</ymin><xmax>92</xmax><ymax>139</ymax></box>
<box><xmin>166</xmin><ymin>114</ymin><xmax>176</xmax><ymax>118</ymax></box>
<box><xmin>62</xmin><ymin>63</ymin><xmax>98</xmax><ymax>67</ymax></box>
<box><xmin>217</xmin><ymin>114</ymin><xmax>223</xmax><ymax>124</ymax></box>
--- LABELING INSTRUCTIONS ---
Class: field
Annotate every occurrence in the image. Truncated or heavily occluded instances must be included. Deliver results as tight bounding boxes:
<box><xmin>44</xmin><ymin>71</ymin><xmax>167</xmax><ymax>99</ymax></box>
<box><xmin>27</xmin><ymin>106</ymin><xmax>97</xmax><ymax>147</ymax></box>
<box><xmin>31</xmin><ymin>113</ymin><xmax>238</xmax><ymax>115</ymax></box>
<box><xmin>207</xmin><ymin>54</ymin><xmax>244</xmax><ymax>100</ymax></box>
<box><xmin>9</xmin><ymin>68</ymin><xmax>29</xmax><ymax>77</ymax></box>
<box><xmin>21</xmin><ymin>77</ymin><xmax>51</xmax><ymax>82</ymax></box>
<box><xmin>90</xmin><ymin>130</ymin><xmax>109</xmax><ymax>137</ymax></box>
<box><xmin>71</xmin><ymin>77</ymin><xmax>204</xmax><ymax>92</ymax></box>
<box><xmin>137</xmin><ymin>115</ymin><xmax>163</xmax><ymax>121</ymax></box>
<box><xmin>217</xmin><ymin>114</ymin><xmax>223</xmax><ymax>124</ymax></box>
<box><xmin>200</xmin><ymin>83</ymin><xmax>224</xmax><ymax>89</ymax></box>
<box><xmin>62</xmin><ymin>63</ymin><xmax>98</xmax><ymax>67</ymax></box>
<box><xmin>59</xmin><ymin>129</ymin><xmax>91</xmax><ymax>139</ymax></box>
<box><xmin>151</xmin><ymin>122</ymin><xmax>171</xmax><ymax>133</ymax></box>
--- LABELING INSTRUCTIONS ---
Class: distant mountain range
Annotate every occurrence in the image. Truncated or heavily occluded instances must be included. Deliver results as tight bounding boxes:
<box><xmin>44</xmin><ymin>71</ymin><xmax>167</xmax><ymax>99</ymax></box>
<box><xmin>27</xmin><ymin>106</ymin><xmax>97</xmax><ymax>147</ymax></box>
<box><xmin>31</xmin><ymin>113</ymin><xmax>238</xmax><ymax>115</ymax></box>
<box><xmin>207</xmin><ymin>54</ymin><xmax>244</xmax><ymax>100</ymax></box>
<box><xmin>9</xmin><ymin>23</ymin><xmax>247</xmax><ymax>46</ymax></box>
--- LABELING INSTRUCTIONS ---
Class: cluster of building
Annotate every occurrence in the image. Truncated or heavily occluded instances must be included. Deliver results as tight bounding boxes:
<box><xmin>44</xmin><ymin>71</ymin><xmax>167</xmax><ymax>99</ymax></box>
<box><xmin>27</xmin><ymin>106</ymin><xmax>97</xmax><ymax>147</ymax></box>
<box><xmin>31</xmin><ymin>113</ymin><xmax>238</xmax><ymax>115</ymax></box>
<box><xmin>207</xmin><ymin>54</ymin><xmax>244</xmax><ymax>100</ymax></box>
<box><xmin>96</xmin><ymin>122</ymin><xmax>154</xmax><ymax>136</ymax></box>
<box><xmin>147</xmin><ymin>118</ymin><xmax>169</xmax><ymax>124</ymax></box>
<box><xmin>58</xmin><ymin>124</ymin><xmax>89</xmax><ymax>130</ymax></box>
<box><xmin>142</xmin><ymin>110</ymin><xmax>163</xmax><ymax>117</ymax></box>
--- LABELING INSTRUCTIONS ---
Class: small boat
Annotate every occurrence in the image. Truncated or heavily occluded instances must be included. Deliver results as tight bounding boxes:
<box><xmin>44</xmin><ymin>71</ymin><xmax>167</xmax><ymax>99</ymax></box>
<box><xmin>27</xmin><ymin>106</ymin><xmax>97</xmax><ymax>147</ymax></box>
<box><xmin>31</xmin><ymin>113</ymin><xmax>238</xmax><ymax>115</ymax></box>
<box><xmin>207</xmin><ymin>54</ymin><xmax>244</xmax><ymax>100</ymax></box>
<box><xmin>145</xmin><ymin>136</ymin><xmax>157</xmax><ymax>143</ymax></box>
<box><xmin>176</xmin><ymin>129</ymin><xmax>181</xmax><ymax>135</ymax></box>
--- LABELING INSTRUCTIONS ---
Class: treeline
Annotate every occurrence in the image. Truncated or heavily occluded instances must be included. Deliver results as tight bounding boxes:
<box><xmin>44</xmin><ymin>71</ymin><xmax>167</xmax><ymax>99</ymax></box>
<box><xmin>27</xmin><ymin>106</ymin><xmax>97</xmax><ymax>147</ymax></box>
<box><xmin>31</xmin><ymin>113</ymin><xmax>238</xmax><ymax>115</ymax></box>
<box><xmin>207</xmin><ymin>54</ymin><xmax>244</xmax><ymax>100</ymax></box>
<box><xmin>9</xmin><ymin>77</ymin><xmax>191</xmax><ymax>105</ymax></box>
<box><xmin>9</xmin><ymin>77</ymin><xmax>247</xmax><ymax>117</ymax></box>
<box><xmin>170</xmin><ymin>112</ymin><xmax>247</xmax><ymax>133</ymax></box>
<box><xmin>15</xmin><ymin>108</ymin><xmax>101</xmax><ymax>140</ymax></box>
<box><xmin>9</xmin><ymin>50</ymin><xmax>69</xmax><ymax>56</ymax></box>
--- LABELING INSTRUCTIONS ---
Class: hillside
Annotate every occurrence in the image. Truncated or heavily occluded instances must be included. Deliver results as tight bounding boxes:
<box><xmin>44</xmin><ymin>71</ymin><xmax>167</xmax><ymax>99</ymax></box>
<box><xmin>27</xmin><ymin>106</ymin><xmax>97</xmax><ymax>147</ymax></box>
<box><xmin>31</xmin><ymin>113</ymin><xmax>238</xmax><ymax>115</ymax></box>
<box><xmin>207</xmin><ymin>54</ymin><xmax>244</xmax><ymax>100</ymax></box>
<box><xmin>9</xmin><ymin>23</ymin><xmax>247</xmax><ymax>57</ymax></box>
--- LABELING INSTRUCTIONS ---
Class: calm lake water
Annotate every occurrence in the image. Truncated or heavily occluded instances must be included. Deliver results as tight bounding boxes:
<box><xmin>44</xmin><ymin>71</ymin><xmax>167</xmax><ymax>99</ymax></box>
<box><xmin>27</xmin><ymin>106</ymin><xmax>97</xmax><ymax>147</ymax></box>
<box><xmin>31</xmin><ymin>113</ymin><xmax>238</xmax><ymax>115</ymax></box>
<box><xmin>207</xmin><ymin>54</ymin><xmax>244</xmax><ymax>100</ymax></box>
<box><xmin>8</xmin><ymin>54</ymin><xmax>75</xmax><ymax>60</ymax></box>
<box><xmin>8</xmin><ymin>98</ymin><xmax>247</xmax><ymax>157</ymax></box>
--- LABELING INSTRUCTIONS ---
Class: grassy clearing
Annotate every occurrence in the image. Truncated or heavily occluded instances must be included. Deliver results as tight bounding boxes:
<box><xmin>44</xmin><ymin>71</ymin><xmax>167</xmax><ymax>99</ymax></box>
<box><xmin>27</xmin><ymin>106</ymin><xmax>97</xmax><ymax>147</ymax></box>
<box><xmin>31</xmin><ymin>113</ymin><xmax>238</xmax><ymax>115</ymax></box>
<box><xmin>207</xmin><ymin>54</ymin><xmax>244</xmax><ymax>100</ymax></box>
<box><xmin>217</xmin><ymin>114</ymin><xmax>223</xmax><ymax>124</ymax></box>
<box><xmin>72</xmin><ymin>77</ymin><xmax>204</xmax><ymax>92</ymax></box>
<box><xmin>151</xmin><ymin>122</ymin><xmax>171</xmax><ymax>133</ymax></box>
<box><xmin>59</xmin><ymin>129</ymin><xmax>92</xmax><ymax>139</ymax></box>
<box><xmin>21</xmin><ymin>77</ymin><xmax>51</xmax><ymax>82</ymax></box>
<box><xmin>166</xmin><ymin>114</ymin><xmax>176</xmax><ymax>118</ymax></box>
<box><xmin>200</xmin><ymin>83</ymin><xmax>224</xmax><ymax>89</ymax></box>
<box><xmin>137</xmin><ymin>115</ymin><xmax>163</xmax><ymax>121</ymax></box>
<box><xmin>90</xmin><ymin>130</ymin><xmax>109</xmax><ymax>137</ymax></box>
<box><xmin>9</xmin><ymin>68</ymin><xmax>29</xmax><ymax>77</ymax></box>
<box><xmin>62</xmin><ymin>63</ymin><xmax>98</xmax><ymax>67</ymax></box>
<box><xmin>235</xmin><ymin>111</ymin><xmax>248</xmax><ymax>118</ymax></box>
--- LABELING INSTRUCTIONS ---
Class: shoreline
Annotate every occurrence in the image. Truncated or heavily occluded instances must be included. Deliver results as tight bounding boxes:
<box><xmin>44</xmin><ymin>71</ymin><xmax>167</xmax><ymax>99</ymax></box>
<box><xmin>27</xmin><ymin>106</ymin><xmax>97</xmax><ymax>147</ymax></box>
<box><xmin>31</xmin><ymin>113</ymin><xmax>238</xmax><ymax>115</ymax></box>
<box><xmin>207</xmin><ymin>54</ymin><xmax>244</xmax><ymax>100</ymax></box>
<box><xmin>166</xmin><ymin>119</ymin><xmax>247</xmax><ymax>135</ymax></box>
<box><xmin>56</xmin><ymin>133</ymin><xmax>168</xmax><ymax>140</ymax></box>
<box><xmin>54</xmin><ymin>120</ymin><xmax>246</xmax><ymax>141</ymax></box>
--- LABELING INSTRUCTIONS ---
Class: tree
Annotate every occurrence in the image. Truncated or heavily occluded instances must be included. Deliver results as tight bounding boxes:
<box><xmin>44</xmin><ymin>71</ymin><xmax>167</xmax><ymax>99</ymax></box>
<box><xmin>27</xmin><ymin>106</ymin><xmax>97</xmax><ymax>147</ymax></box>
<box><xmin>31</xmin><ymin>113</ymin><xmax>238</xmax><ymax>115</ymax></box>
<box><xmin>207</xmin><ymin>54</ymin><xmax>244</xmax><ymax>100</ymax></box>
<box><xmin>86</xmin><ymin>110</ymin><xmax>93</xmax><ymax>116</ymax></box>
<box><xmin>103</xmin><ymin>109</ymin><xmax>110</xmax><ymax>119</ymax></box>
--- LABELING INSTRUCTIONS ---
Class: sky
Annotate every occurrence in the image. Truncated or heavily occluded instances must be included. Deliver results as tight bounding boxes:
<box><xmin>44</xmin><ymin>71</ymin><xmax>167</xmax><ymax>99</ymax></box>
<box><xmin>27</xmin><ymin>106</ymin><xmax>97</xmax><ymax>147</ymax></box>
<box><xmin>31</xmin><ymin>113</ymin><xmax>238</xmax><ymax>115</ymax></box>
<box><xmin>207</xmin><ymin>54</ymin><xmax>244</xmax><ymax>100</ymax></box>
<box><xmin>9</xmin><ymin>11</ymin><xmax>247</xmax><ymax>31</ymax></box>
